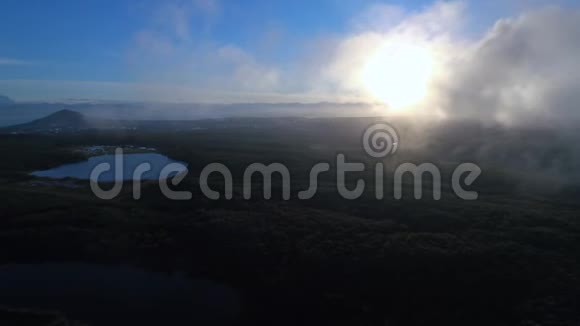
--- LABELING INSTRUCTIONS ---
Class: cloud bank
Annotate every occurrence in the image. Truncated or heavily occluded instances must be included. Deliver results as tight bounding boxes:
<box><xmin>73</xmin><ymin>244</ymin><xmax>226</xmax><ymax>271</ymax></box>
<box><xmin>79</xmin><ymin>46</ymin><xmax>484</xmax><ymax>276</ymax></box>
<box><xmin>317</xmin><ymin>2</ymin><xmax>580</xmax><ymax>124</ymax></box>
<box><xmin>442</xmin><ymin>7</ymin><xmax>580</xmax><ymax>124</ymax></box>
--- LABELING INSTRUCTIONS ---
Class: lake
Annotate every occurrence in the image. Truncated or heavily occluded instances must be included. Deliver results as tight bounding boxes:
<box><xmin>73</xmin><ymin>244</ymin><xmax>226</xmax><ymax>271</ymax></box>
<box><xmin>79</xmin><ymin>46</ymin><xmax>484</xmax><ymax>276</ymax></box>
<box><xmin>31</xmin><ymin>153</ymin><xmax>188</xmax><ymax>182</ymax></box>
<box><xmin>0</xmin><ymin>263</ymin><xmax>241</xmax><ymax>326</ymax></box>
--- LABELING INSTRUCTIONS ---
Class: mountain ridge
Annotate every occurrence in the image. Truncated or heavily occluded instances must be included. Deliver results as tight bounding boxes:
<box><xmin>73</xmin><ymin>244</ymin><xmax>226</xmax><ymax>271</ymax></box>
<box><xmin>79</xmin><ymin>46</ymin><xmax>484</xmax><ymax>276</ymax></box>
<box><xmin>0</xmin><ymin>109</ymin><xmax>92</xmax><ymax>134</ymax></box>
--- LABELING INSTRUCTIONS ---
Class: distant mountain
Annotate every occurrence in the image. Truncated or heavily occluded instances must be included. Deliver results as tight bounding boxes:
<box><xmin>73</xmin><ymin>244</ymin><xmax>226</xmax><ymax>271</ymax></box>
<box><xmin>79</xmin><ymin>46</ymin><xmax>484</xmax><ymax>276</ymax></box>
<box><xmin>0</xmin><ymin>101</ymin><xmax>381</xmax><ymax>127</ymax></box>
<box><xmin>0</xmin><ymin>109</ymin><xmax>92</xmax><ymax>134</ymax></box>
<box><xmin>0</xmin><ymin>95</ymin><xmax>15</xmax><ymax>106</ymax></box>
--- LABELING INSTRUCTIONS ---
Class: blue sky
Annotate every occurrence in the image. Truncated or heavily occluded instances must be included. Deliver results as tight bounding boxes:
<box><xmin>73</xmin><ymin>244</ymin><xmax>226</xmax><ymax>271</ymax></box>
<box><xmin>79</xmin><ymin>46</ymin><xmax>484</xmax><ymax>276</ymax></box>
<box><xmin>0</xmin><ymin>0</ymin><xmax>578</xmax><ymax>103</ymax></box>
<box><xmin>0</xmin><ymin>0</ymin><xmax>429</xmax><ymax>81</ymax></box>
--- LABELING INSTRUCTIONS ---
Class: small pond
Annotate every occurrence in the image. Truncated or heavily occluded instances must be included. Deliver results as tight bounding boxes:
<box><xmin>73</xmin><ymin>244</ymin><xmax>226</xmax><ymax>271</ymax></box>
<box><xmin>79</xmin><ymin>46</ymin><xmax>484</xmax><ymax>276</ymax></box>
<box><xmin>31</xmin><ymin>153</ymin><xmax>188</xmax><ymax>182</ymax></box>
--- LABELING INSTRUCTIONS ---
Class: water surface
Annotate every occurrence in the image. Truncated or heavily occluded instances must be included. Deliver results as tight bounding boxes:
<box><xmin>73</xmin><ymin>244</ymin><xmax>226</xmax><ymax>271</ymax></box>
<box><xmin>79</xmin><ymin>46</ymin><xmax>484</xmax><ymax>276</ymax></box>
<box><xmin>31</xmin><ymin>153</ymin><xmax>188</xmax><ymax>182</ymax></box>
<box><xmin>0</xmin><ymin>263</ymin><xmax>240</xmax><ymax>326</ymax></box>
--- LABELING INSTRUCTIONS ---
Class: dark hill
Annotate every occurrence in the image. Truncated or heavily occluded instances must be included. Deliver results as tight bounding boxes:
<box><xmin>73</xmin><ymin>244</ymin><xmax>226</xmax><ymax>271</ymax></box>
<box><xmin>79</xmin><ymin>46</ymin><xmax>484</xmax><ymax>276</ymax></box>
<box><xmin>0</xmin><ymin>95</ymin><xmax>15</xmax><ymax>106</ymax></box>
<box><xmin>0</xmin><ymin>109</ymin><xmax>92</xmax><ymax>134</ymax></box>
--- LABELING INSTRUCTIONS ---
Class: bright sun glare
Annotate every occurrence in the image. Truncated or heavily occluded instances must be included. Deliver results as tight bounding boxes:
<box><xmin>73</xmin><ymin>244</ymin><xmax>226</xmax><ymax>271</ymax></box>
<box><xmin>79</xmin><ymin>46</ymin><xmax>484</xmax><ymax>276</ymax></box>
<box><xmin>361</xmin><ymin>42</ymin><xmax>435</xmax><ymax>110</ymax></box>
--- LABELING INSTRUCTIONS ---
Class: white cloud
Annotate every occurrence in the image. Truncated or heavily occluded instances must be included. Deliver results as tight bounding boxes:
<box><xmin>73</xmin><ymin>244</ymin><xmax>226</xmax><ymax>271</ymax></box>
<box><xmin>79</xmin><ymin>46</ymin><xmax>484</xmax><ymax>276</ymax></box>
<box><xmin>128</xmin><ymin>0</ymin><xmax>281</xmax><ymax>95</ymax></box>
<box><xmin>192</xmin><ymin>0</ymin><xmax>221</xmax><ymax>18</ymax></box>
<box><xmin>134</xmin><ymin>31</ymin><xmax>175</xmax><ymax>56</ymax></box>
<box><xmin>315</xmin><ymin>1</ymin><xmax>580</xmax><ymax>124</ymax></box>
<box><xmin>437</xmin><ymin>6</ymin><xmax>580</xmax><ymax>124</ymax></box>
<box><xmin>216</xmin><ymin>45</ymin><xmax>280</xmax><ymax>91</ymax></box>
<box><xmin>0</xmin><ymin>58</ymin><xmax>33</xmax><ymax>66</ymax></box>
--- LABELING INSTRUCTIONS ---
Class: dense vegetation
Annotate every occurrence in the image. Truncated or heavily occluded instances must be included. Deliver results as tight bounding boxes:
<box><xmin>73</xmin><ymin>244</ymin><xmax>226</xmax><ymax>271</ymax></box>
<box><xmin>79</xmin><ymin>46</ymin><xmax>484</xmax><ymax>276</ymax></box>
<box><xmin>0</xmin><ymin>118</ymin><xmax>579</xmax><ymax>325</ymax></box>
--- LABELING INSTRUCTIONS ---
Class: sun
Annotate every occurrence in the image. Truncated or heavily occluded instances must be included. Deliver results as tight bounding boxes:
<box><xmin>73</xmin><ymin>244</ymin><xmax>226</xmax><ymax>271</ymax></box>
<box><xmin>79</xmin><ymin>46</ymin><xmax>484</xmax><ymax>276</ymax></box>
<box><xmin>361</xmin><ymin>42</ymin><xmax>435</xmax><ymax>110</ymax></box>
